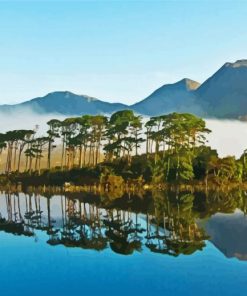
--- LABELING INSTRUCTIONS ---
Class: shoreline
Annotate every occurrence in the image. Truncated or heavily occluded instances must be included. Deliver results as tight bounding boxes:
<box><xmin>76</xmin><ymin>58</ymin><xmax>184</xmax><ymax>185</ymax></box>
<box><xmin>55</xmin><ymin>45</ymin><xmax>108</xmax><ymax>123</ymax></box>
<box><xmin>0</xmin><ymin>177</ymin><xmax>245</xmax><ymax>194</ymax></box>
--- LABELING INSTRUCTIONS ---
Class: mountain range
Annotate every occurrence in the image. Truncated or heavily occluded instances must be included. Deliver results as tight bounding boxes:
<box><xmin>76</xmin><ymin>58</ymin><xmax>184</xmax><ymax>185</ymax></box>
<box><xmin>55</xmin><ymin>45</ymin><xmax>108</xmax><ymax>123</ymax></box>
<box><xmin>1</xmin><ymin>59</ymin><xmax>247</xmax><ymax>119</ymax></box>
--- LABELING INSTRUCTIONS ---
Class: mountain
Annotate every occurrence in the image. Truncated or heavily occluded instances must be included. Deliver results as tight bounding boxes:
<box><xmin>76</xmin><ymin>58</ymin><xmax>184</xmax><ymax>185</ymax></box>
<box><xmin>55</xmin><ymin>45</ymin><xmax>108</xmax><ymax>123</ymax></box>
<box><xmin>0</xmin><ymin>91</ymin><xmax>128</xmax><ymax>115</ymax></box>
<box><xmin>131</xmin><ymin>59</ymin><xmax>247</xmax><ymax>118</ymax></box>
<box><xmin>1</xmin><ymin>59</ymin><xmax>247</xmax><ymax>118</ymax></box>
<box><xmin>131</xmin><ymin>78</ymin><xmax>202</xmax><ymax>116</ymax></box>
<box><xmin>196</xmin><ymin>59</ymin><xmax>247</xmax><ymax>118</ymax></box>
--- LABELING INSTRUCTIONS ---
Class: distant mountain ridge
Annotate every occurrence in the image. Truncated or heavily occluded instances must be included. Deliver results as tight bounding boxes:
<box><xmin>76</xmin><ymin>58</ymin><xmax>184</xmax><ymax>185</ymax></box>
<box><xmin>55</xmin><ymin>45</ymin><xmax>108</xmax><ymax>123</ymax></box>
<box><xmin>1</xmin><ymin>59</ymin><xmax>247</xmax><ymax>119</ymax></box>
<box><xmin>131</xmin><ymin>78</ymin><xmax>203</xmax><ymax>116</ymax></box>
<box><xmin>0</xmin><ymin>91</ymin><xmax>128</xmax><ymax>115</ymax></box>
<box><xmin>196</xmin><ymin>59</ymin><xmax>247</xmax><ymax>118</ymax></box>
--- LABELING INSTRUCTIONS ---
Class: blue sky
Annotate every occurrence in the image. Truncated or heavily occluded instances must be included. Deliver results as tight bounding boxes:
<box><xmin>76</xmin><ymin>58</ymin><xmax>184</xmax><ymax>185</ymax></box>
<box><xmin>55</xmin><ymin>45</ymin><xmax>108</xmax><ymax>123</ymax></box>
<box><xmin>0</xmin><ymin>0</ymin><xmax>247</xmax><ymax>105</ymax></box>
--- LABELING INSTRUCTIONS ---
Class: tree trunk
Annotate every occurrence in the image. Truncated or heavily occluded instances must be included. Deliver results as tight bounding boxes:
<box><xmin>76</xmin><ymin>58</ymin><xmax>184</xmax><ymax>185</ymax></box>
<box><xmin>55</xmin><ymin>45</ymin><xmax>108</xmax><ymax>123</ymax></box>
<box><xmin>29</xmin><ymin>156</ymin><xmax>33</xmax><ymax>174</ymax></box>
<box><xmin>83</xmin><ymin>146</ymin><xmax>87</xmax><ymax>166</ymax></box>
<box><xmin>61</xmin><ymin>139</ymin><xmax>65</xmax><ymax>170</ymax></box>
<box><xmin>79</xmin><ymin>144</ymin><xmax>82</xmax><ymax>168</ymax></box>
<box><xmin>13</xmin><ymin>143</ymin><xmax>17</xmax><ymax>171</ymax></box>
<box><xmin>17</xmin><ymin>147</ymin><xmax>23</xmax><ymax>172</ymax></box>
<box><xmin>176</xmin><ymin>153</ymin><xmax>180</xmax><ymax>181</ymax></box>
<box><xmin>47</xmin><ymin>140</ymin><xmax>51</xmax><ymax>170</ymax></box>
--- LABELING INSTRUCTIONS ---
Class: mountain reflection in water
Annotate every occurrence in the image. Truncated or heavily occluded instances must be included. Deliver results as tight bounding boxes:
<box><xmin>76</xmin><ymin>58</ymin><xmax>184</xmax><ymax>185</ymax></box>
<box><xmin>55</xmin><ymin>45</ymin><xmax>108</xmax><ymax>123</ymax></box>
<box><xmin>205</xmin><ymin>210</ymin><xmax>247</xmax><ymax>260</ymax></box>
<box><xmin>0</xmin><ymin>190</ymin><xmax>247</xmax><ymax>260</ymax></box>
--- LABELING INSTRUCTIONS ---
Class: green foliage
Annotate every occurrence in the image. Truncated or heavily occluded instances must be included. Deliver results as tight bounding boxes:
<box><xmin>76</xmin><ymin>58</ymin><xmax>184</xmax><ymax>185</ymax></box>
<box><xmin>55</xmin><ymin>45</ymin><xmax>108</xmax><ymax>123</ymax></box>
<box><xmin>0</xmin><ymin>110</ymin><xmax>246</xmax><ymax>187</ymax></box>
<box><xmin>163</xmin><ymin>151</ymin><xmax>194</xmax><ymax>182</ymax></box>
<box><xmin>193</xmin><ymin>146</ymin><xmax>218</xmax><ymax>179</ymax></box>
<box><xmin>177</xmin><ymin>154</ymin><xmax>194</xmax><ymax>181</ymax></box>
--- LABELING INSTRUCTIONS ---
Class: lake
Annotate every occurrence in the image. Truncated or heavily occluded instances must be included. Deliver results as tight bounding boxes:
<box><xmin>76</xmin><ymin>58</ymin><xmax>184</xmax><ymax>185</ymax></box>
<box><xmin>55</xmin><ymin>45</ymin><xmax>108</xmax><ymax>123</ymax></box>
<box><xmin>0</xmin><ymin>190</ymin><xmax>247</xmax><ymax>296</ymax></box>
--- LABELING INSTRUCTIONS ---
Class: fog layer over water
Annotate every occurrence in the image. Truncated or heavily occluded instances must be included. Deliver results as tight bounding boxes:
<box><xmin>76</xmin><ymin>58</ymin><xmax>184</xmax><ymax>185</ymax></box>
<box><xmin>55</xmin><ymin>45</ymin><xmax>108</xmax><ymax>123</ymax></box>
<box><xmin>206</xmin><ymin>119</ymin><xmax>247</xmax><ymax>157</ymax></box>
<box><xmin>0</xmin><ymin>109</ymin><xmax>246</xmax><ymax>158</ymax></box>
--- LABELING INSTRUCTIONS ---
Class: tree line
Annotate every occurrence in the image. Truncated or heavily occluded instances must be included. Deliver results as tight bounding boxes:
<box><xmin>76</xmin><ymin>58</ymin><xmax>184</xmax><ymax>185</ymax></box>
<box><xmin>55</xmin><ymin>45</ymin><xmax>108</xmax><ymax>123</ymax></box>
<box><xmin>0</xmin><ymin>110</ymin><xmax>246</xmax><ymax>184</ymax></box>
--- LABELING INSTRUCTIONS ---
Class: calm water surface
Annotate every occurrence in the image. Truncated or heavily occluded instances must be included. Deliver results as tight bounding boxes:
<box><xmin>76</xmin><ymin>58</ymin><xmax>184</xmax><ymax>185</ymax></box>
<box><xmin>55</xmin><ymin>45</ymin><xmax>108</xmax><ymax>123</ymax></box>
<box><xmin>0</xmin><ymin>190</ymin><xmax>247</xmax><ymax>296</ymax></box>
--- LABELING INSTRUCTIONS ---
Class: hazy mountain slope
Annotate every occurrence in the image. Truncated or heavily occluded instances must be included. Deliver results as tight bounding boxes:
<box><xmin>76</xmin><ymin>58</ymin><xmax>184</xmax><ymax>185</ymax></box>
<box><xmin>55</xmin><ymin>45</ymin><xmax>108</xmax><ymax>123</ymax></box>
<box><xmin>131</xmin><ymin>60</ymin><xmax>247</xmax><ymax>118</ymax></box>
<box><xmin>0</xmin><ymin>91</ymin><xmax>128</xmax><ymax>115</ymax></box>
<box><xmin>131</xmin><ymin>78</ymin><xmax>203</xmax><ymax>116</ymax></box>
<box><xmin>1</xmin><ymin>60</ymin><xmax>247</xmax><ymax>118</ymax></box>
<box><xmin>196</xmin><ymin>60</ymin><xmax>247</xmax><ymax>118</ymax></box>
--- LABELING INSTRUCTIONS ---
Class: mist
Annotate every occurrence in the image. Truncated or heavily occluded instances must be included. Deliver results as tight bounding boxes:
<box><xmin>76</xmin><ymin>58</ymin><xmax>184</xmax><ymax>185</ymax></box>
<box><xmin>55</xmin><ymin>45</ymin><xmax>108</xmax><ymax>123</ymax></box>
<box><xmin>206</xmin><ymin>119</ymin><xmax>247</xmax><ymax>158</ymax></box>
<box><xmin>0</xmin><ymin>109</ymin><xmax>247</xmax><ymax>158</ymax></box>
<box><xmin>0</xmin><ymin>108</ymin><xmax>66</xmax><ymax>136</ymax></box>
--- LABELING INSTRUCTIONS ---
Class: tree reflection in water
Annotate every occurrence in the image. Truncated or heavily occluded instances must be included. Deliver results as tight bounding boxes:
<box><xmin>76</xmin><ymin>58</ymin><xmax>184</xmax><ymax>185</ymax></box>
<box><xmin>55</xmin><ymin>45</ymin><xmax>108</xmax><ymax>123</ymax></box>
<box><xmin>0</xmin><ymin>189</ymin><xmax>246</xmax><ymax>258</ymax></box>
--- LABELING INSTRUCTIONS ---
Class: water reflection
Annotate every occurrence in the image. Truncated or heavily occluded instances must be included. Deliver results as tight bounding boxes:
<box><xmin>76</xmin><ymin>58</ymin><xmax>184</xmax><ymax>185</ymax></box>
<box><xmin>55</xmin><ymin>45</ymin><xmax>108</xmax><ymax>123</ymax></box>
<box><xmin>0</xmin><ymin>189</ymin><xmax>247</xmax><ymax>260</ymax></box>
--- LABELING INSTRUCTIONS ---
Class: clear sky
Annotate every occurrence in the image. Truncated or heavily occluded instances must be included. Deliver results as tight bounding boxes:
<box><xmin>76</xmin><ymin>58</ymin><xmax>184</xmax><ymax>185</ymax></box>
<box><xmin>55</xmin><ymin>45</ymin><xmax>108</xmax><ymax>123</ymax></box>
<box><xmin>0</xmin><ymin>0</ymin><xmax>247</xmax><ymax>105</ymax></box>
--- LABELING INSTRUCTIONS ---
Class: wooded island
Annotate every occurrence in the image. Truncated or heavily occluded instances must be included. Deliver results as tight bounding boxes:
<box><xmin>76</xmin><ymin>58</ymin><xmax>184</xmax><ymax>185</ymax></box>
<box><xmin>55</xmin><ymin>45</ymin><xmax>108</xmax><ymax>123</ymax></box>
<box><xmin>0</xmin><ymin>110</ymin><xmax>246</xmax><ymax>190</ymax></box>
